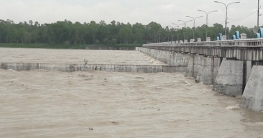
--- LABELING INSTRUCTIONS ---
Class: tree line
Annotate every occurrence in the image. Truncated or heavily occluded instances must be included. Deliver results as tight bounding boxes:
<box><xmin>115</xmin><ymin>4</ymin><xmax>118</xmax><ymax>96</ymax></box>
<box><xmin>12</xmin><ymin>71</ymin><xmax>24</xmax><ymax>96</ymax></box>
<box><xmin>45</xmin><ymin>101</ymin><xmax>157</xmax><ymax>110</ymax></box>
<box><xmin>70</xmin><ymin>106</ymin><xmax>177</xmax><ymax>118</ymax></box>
<box><xmin>0</xmin><ymin>19</ymin><xmax>258</xmax><ymax>46</ymax></box>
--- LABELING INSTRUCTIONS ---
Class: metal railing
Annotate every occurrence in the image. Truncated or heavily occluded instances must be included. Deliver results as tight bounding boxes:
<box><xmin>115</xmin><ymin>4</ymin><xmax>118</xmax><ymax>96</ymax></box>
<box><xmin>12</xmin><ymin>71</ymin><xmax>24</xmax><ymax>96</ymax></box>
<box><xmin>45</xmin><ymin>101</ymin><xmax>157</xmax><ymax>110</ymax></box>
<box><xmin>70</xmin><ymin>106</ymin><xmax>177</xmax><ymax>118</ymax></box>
<box><xmin>143</xmin><ymin>38</ymin><xmax>263</xmax><ymax>47</ymax></box>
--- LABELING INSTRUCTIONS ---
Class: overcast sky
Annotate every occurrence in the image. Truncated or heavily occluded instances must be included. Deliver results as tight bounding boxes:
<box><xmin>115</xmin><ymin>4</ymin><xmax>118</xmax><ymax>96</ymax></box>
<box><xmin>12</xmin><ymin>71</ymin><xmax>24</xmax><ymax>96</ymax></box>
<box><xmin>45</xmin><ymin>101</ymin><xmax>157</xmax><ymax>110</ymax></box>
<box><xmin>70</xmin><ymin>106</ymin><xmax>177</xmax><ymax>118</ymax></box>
<box><xmin>0</xmin><ymin>0</ymin><xmax>261</xmax><ymax>28</ymax></box>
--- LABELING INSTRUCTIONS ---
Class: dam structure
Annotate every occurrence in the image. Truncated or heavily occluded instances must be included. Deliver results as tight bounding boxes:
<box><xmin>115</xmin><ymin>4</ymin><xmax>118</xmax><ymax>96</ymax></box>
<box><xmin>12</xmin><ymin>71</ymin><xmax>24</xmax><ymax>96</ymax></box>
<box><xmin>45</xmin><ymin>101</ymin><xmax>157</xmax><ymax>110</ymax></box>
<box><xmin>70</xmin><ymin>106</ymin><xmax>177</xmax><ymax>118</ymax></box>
<box><xmin>137</xmin><ymin>35</ymin><xmax>263</xmax><ymax>112</ymax></box>
<box><xmin>0</xmin><ymin>36</ymin><xmax>262</xmax><ymax>112</ymax></box>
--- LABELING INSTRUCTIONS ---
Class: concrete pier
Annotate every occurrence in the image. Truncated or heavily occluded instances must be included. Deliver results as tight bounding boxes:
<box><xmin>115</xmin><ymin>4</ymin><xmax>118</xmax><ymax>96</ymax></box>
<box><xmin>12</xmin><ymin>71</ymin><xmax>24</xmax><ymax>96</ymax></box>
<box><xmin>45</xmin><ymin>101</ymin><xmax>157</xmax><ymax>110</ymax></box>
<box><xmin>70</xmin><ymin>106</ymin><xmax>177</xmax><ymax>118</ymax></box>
<box><xmin>196</xmin><ymin>57</ymin><xmax>221</xmax><ymax>85</ymax></box>
<box><xmin>193</xmin><ymin>55</ymin><xmax>203</xmax><ymax>78</ymax></box>
<box><xmin>213</xmin><ymin>59</ymin><xmax>244</xmax><ymax>97</ymax></box>
<box><xmin>241</xmin><ymin>66</ymin><xmax>263</xmax><ymax>111</ymax></box>
<box><xmin>186</xmin><ymin>54</ymin><xmax>195</xmax><ymax>77</ymax></box>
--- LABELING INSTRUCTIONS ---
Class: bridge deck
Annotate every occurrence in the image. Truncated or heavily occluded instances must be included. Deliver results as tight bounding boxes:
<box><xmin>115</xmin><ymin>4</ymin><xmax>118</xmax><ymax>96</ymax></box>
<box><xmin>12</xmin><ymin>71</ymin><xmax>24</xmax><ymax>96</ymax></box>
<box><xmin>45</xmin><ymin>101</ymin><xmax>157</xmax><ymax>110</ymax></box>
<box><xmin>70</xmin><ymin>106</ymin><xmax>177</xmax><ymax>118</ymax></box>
<box><xmin>143</xmin><ymin>39</ymin><xmax>263</xmax><ymax>61</ymax></box>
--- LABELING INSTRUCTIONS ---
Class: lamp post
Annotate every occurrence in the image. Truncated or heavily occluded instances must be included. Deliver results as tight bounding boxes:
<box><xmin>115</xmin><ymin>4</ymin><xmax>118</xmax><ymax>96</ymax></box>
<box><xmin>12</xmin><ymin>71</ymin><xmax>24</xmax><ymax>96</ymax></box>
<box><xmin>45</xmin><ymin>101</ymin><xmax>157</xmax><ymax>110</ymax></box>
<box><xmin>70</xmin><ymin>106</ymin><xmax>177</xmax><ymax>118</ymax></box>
<box><xmin>214</xmin><ymin>1</ymin><xmax>240</xmax><ymax>36</ymax></box>
<box><xmin>168</xmin><ymin>26</ymin><xmax>174</xmax><ymax>43</ymax></box>
<box><xmin>178</xmin><ymin>20</ymin><xmax>192</xmax><ymax>40</ymax></box>
<box><xmin>258</xmin><ymin>0</ymin><xmax>260</xmax><ymax>29</ymax></box>
<box><xmin>186</xmin><ymin>16</ymin><xmax>203</xmax><ymax>41</ymax></box>
<box><xmin>172</xmin><ymin>23</ymin><xmax>180</xmax><ymax>42</ymax></box>
<box><xmin>198</xmin><ymin>9</ymin><xmax>218</xmax><ymax>39</ymax></box>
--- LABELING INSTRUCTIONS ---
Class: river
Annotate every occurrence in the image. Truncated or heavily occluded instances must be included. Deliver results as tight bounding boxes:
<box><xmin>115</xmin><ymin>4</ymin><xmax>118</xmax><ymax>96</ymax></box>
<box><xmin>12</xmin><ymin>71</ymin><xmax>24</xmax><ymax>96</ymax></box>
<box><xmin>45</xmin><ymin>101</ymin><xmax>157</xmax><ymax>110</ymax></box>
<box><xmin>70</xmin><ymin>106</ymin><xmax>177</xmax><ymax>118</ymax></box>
<box><xmin>0</xmin><ymin>48</ymin><xmax>262</xmax><ymax>137</ymax></box>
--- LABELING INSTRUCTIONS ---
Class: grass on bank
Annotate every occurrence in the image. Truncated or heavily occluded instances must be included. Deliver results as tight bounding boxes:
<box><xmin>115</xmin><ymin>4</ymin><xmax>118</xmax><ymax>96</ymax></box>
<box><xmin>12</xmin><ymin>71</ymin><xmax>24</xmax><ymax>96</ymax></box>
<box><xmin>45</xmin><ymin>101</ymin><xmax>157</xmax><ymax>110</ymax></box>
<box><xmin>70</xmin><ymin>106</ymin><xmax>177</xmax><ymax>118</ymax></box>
<box><xmin>0</xmin><ymin>43</ymin><xmax>143</xmax><ymax>49</ymax></box>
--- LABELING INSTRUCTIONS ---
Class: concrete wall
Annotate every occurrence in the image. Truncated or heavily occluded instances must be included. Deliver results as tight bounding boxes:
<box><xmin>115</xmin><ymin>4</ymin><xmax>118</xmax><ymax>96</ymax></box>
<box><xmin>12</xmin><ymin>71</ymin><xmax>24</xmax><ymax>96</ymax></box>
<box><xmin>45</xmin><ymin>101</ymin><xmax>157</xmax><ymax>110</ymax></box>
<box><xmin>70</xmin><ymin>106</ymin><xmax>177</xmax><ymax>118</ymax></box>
<box><xmin>86</xmin><ymin>46</ymin><xmax>136</xmax><ymax>50</ymax></box>
<box><xmin>136</xmin><ymin>47</ymin><xmax>189</xmax><ymax>67</ymax></box>
<box><xmin>0</xmin><ymin>62</ymin><xmax>184</xmax><ymax>73</ymax></box>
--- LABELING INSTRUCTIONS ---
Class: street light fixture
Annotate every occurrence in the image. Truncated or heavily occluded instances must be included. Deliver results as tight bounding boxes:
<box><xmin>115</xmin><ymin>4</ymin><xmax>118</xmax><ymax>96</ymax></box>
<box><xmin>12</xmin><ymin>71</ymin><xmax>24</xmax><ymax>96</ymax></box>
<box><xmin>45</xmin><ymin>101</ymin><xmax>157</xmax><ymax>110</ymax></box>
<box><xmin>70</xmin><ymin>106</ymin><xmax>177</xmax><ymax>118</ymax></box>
<box><xmin>198</xmin><ymin>9</ymin><xmax>218</xmax><ymax>39</ymax></box>
<box><xmin>186</xmin><ymin>16</ymin><xmax>203</xmax><ymax>40</ymax></box>
<box><xmin>168</xmin><ymin>25</ymin><xmax>174</xmax><ymax>42</ymax></box>
<box><xmin>172</xmin><ymin>23</ymin><xmax>182</xmax><ymax>31</ymax></box>
<box><xmin>178</xmin><ymin>20</ymin><xmax>192</xmax><ymax>40</ymax></box>
<box><xmin>172</xmin><ymin>23</ymin><xmax>181</xmax><ymax>42</ymax></box>
<box><xmin>178</xmin><ymin>20</ymin><xmax>192</xmax><ymax>28</ymax></box>
<box><xmin>214</xmin><ymin>1</ymin><xmax>240</xmax><ymax>36</ymax></box>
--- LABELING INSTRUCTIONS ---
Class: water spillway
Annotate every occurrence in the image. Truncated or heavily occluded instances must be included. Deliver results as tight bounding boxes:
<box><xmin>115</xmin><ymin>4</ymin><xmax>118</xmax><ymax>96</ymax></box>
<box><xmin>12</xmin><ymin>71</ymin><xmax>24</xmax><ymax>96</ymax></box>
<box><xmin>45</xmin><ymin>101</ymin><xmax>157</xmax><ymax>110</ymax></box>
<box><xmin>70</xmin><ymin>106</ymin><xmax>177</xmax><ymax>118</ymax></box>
<box><xmin>0</xmin><ymin>62</ymin><xmax>186</xmax><ymax>73</ymax></box>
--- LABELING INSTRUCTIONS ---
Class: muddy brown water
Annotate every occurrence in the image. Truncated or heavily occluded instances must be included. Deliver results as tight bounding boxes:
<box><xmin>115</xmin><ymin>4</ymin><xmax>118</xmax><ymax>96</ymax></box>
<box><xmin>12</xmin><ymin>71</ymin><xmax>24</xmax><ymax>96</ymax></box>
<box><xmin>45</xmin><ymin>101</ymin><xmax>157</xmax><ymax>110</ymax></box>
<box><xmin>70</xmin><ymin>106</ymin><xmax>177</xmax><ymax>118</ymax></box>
<box><xmin>0</xmin><ymin>48</ymin><xmax>165</xmax><ymax>65</ymax></box>
<box><xmin>0</xmin><ymin>48</ymin><xmax>263</xmax><ymax>138</ymax></box>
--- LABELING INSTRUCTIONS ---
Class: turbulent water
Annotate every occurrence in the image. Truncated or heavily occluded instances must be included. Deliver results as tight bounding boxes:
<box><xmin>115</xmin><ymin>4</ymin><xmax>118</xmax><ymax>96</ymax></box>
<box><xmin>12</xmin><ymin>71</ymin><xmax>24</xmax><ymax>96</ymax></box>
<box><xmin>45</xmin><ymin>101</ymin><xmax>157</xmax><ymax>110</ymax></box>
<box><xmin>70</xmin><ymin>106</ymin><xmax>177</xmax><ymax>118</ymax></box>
<box><xmin>0</xmin><ymin>48</ymin><xmax>263</xmax><ymax>137</ymax></box>
<box><xmin>0</xmin><ymin>48</ymin><xmax>165</xmax><ymax>65</ymax></box>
